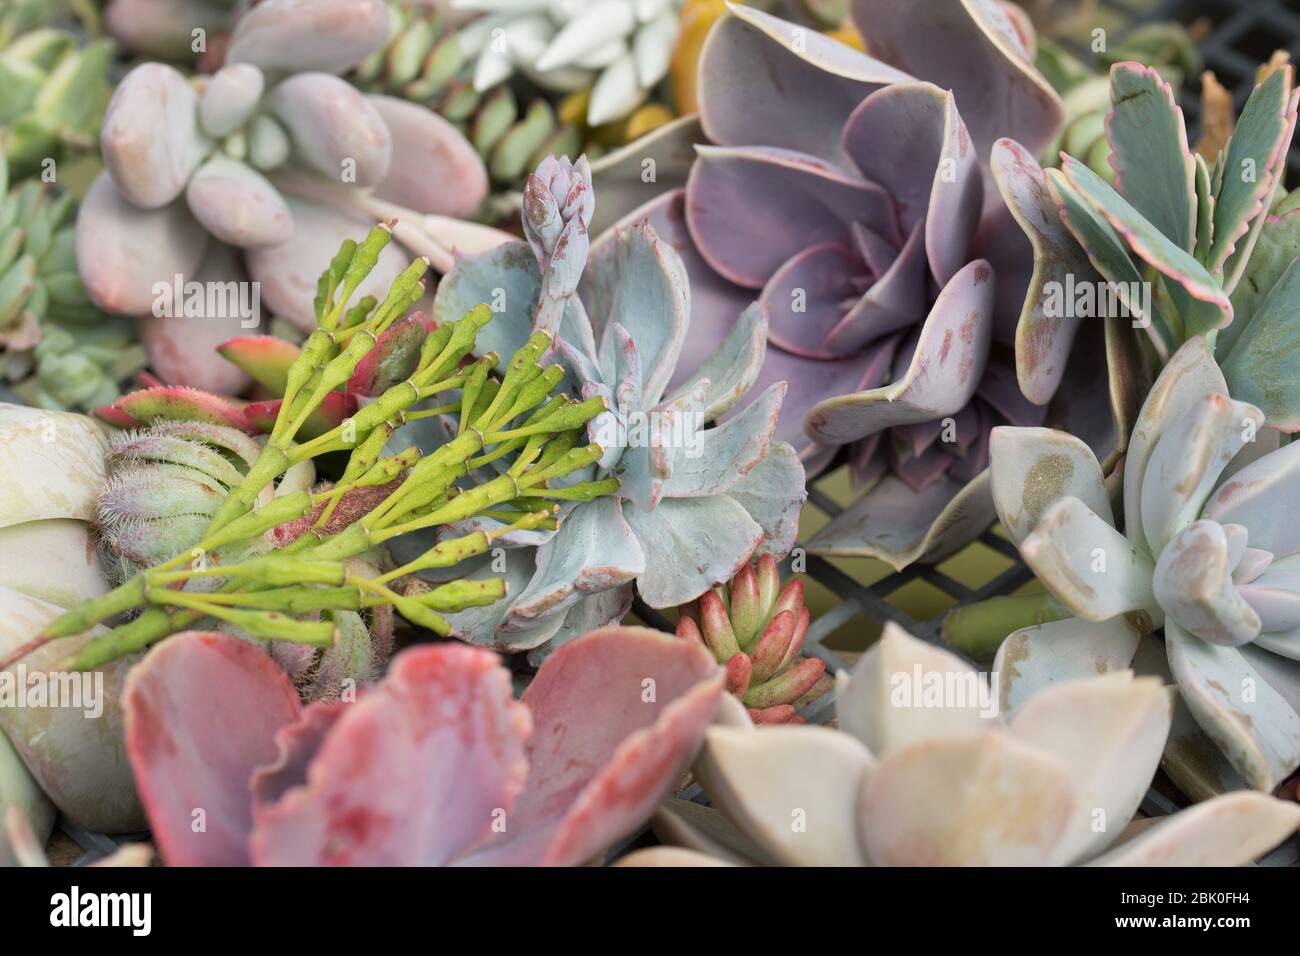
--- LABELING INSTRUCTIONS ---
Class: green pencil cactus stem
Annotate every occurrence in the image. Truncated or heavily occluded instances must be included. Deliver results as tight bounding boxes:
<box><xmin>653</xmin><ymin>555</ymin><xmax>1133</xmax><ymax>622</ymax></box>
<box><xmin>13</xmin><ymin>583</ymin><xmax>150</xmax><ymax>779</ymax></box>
<box><xmin>3</xmin><ymin>222</ymin><xmax>615</xmax><ymax>674</ymax></box>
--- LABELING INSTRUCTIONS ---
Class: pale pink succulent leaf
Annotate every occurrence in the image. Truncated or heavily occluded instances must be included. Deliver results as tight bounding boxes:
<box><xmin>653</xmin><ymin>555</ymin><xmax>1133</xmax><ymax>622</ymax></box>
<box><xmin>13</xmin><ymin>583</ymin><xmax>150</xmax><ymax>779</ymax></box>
<box><xmin>227</xmin><ymin>0</ymin><xmax>390</xmax><ymax>75</ymax></box>
<box><xmin>198</xmin><ymin>64</ymin><xmax>265</xmax><ymax>139</ymax></box>
<box><xmin>989</xmin><ymin>425</ymin><xmax>1111</xmax><ymax>548</ymax></box>
<box><xmin>1020</xmin><ymin>496</ymin><xmax>1157</xmax><ymax>621</ymax></box>
<box><xmin>993</xmin><ymin>616</ymin><xmax>1145</xmax><ymax>714</ymax></box>
<box><xmin>804</xmin><ymin>259</ymin><xmax>995</xmax><ymax>446</ymax></box>
<box><xmin>250</xmin><ymin>643</ymin><xmax>532</xmax><ymax>866</ymax></box>
<box><xmin>264</xmin><ymin>74</ymin><xmax>393</xmax><ymax>187</ymax></box>
<box><xmin>698</xmin><ymin>5</ymin><xmax>910</xmax><ymax>161</ymax></box>
<box><xmin>122</xmin><ymin>632</ymin><xmax>302</xmax><ymax>866</ymax></box>
<box><xmin>1240</xmin><ymin>570</ymin><xmax>1300</xmax><ymax>632</ymax></box>
<box><xmin>992</xmin><ymin>139</ymin><xmax>1099</xmax><ymax>404</ymax></box>
<box><xmin>1105</xmin><ymin>63</ymin><xmax>1196</xmax><ymax>252</ymax></box>
<box><xmin>368</xmin><ymin>94</ymin><xmax>489</xmax><ymax>218</ymax></box>
<box><xmin>1165</xmin><ymin>620</ymin><xmax>1300</xmax><ymax>791</ymax></box>
<box><xmin>185</xmin><ymin>156</ymin><xmax>294</xmax><ymax>249</ymax></box>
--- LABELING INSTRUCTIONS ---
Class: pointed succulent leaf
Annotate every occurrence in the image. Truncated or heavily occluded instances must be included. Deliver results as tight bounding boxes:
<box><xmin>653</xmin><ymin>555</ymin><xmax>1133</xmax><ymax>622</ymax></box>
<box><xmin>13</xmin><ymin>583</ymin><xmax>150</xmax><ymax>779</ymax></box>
<box><xmin>849</xmin><ymin>0</ymin><xmax>1064</xmax><ymax>159</ymax></box>
<box><xmin>108</xmin><ymin>386</ymin><xmax>253</xmax><ymax>432</ymax></box>
<box><xmin>347</xmin><ymin>313</ymin><xmax>429</xmax><ymax>398</ymax></box>
<box><xmin>217</xmin><ymin>336</ymin><xmax>300</xmax><ymax>394</ymax></box>
<box><xmin>989</xmin><ymin>425</ymin><xmax>1111</xmax><ymax>548</ymax></box>
<box><xmin>1166</xmin><ymin>621</ymin><xmax>1300</xmax><ymax>791</ymax></box>
<box><xmin>1208</xmin><ymin>68</ymin><xmax>1295</xmax><ymax>276</ymax></box>
<box><xmin>661</xmin><ymin>383</ymin><xmax>783</xmax><ymax>500</ymax></box>
<box><xmin>694</xmin><ymin>724</ymin><xmax>874</xmax><ymax>867</ymax></box>
<box><xmin>994</xmin><ymin>616</ymin><xmax>1146</xmax><ymax>715</ymax></box>
<box><xmin>1105</xmin><ymin>63</ymin><xmax>1196</xmax><ymax>251</ymax></box>
<box><xmin>991</xmin><ymin>139</ymin><xmax>1099</xmax><ymax>404</ymax></box>
<box><xmin>697</xmin><ymin>5</ymin><xmax>909</xmax><ymax>162</ymax></box>
<box><xmin>1088</xmin><ymin>791</ymin><xmax>1300</xmax><ymax>866</ymax></box>
<box><xmin>227</xmin><ymin>0</ymin><xmax>390</xmax><ymax>75</ymax></box>
<box><xmin>1008</xmin><ymin>673</ymin><xmax>1171</xmax><ymax>865</ymax></box>
<box><xmin>1194</xmin><ymin>152</ymin><xmax>1214</xmax><ymax>253</ymax></box>
<box><xmin>1060</xmin><ymin>156</ymin><xmax>1232</xmax><ymax>337</ymax></box>
<box><xmin>123</xmin><ymin>633</ymin><xmax>302</xmax><ymax>866</ymax></box>
<box><xmin>838</xmin><ymin>622</ymin><xmax>994</xmax><ymax>758</ymax></box>
<box><xmin>623</xmin><ymin>494</ymin><xmax>764</xmax><ymax>608</ymax></box>
<box><xmin>1220</xmin><ymin>258</ymin><xmax>1300</xmax><ymax>431</ymax></box>
<box><xmin>805</xmin><ymin>259</ymin><xmax>995</xmax><ymax>446</ymax></box>
<box><xmin>1203</xmin><ymin>438</ymin><xmax>1300</xmax><ymax>559</ymax></box>
<box><xmin>1139</xmin><ymin>393</ymin><xmax>1263</xmax><ymax>554</ymax></box>
<box><xmin>1021</xmin><ymin>496</ymin><xmax>1157</xmax><ymax>621</ymax></box>
<box><xmin>860</xmin><ymin>731</ymin><xmax>1074</xmax><ymax>866</ymax></box>
<box><xmin>446</xmin><ymin>550</ymin><xmax>565</xmax><ymax>653</ymax></box>
<box><xmin>616</xmin><ymin>383</ymin><xmax>698</xmax><ymax>512</ymax></box>
<box><xmin>666</xmin><ymin>301</ymin><xmax>767</xmax><ymax>422</ymax></box>
<box><xmin>459</xmin><ymin>627</ymin><xmax>724</xmax><ymax>867</ymax></box>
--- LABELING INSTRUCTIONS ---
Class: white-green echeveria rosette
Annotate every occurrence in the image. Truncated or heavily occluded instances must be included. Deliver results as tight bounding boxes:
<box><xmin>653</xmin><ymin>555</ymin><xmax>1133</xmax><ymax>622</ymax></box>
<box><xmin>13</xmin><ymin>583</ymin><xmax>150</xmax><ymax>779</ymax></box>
<box><xmin>990</xmin><ymin>336</ymin><xmax>1300</xmax><ymax>795</ymax></box>
<box><xmin>428</xmin><ymin>155</ymin><xmax>806</xmax><ymax>660</ymax></box>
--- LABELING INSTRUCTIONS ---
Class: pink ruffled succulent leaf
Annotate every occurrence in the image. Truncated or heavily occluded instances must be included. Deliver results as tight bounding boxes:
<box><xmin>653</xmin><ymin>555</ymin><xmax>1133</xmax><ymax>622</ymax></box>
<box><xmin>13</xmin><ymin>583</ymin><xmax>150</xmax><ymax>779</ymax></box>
<box><xmin>123</xmin><ymin>632</ymin><xmax>303</xmax><ymax>866</ymax></box>
<box><xmin>841</xmin><ymin>82</ymin><xmax>982</xmax><ymax>286</ymax></box>
<box><xmin>805</xmin><ymin>258</ymin><xmax>996</xmax><ymax>447</ymax></box>
<box><xmin>506</xmin><ymin>497</ymin><xmax>647</xmax><ymax>626</ymax></box>
<box><xmin>584</xmin><ymin>222</ymin><xmax>689</xmax><ymax>408</ymax></box>
<box><xmin>685</xmin><ymin>144</ymin><xmax>896</xmax><ymax>290</ymax></box>
<box><xmin>244</xmin><ymin>389</ymin><xmax>356</xmax><ymax>438</ymax></box>
<box><xmin>1221</xmin><ymin>258</ymin><xmax>1300</xmax><ymax>432</ymax></box>
<box><xmin>227</xmin><ymin>0</ymin><xmax>390</xmax><ymax>76</ymax></box>
<box><xmin>1104</xmin><ymin>63</ymin><xmax>1197</xmax><ymax>253</ymax></box>
<box><xmin>849</xmin><ymin>0</ymin><xmax>1064</xmax><ymax>160</ymax></box>
<box><xmin>991</xmin><ymin>139</ymin><xmax>1101</xmax><ymax>404</ymax></box>
<box><xmin>185</xmin><ymin>156</ymin><xmax>295</xmax><ymax>249</ymax></box>
<box><xmin>346</xmin><ymin>312</ymin><xmax>433</xmax><ymax>398</ymax></box>
<box><xmin>1059</xmin><ymin>155</ymin><xmax>1231</xmax><ymax>338</ymax></box>
<box><xmin>250</xmin><ymin>702</ymin><xmax>351</xmax><ymax>809</ymax></box>
<box><xmin>108</xmin><ymin>385</ymin><xmax>255</xmax><ymax>433</ymax></box>
<box><xmin>76</xmin><ymin>172</ymin><xmax>209</xmax><ymax>317</ymax></box>
<box><xmin>218</xmin><ymin>335</ymin><xmax>302</xmax><ymax>395</ymax></box>
<box><xmin>249</xmin><ymin>643</ymin><xmax>532</xmax><ymax>866</ymax></box>
<box><xmin>368</xmin><ymin>94</ymin><xmax>490</xmax><ymax>218</ymax></box>
<box><xmin>660</xmin><ymin>382</ymin><xmax>784</xmax><ymax>499</ymax></box>
<box><xmin>623</xmin><ymin>493</ymin><xmax>765</xmax><ymax>608</ymax></box>
<box><xmin>456</xmin><ymin>626</ymin><xmax>724</xmax><ymax>867</ymax></box>
<box><xmin>1209</xmin><ymin>68</ymin><xmax>1296</xmax><ymax>277</ymax></box>
<box><xmin>697</xmin><ymin>4</ymin><xmax>911</xmax><ymax>161</ymax></box>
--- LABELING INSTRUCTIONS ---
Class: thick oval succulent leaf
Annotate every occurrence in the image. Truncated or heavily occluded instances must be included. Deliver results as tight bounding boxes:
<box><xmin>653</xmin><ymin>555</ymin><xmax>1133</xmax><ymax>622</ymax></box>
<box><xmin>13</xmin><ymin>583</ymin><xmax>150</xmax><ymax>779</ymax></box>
<box><xmin>507</xmin><ymin>498</ymin><xmax>646</xmax><ymax>627</ymax></box>
<box><xmin>992</xmin><ymin>139</ymin><xmax>1099</xmax><ymax>403</ymax></box>
<box><xmin>368</xmin><ymin>95</ymin><xmax>489</xmax><ymax>219</ymax></box>
<box><xmin>685</xmin><ymin>144</ymin><xmax>894</xmax><ymax>290</ymax></box>
<box><xmin>1166</xmin><ymin>620</ymin><xmax>1300</xmax><ymax>791</ymax></box>
<box><xmin>265</xmin><ymin>74</ymin><xmax>392</xmax><ymax>188</ymax></box>
<box><xmin>1220</xmin><ymin>257</ymin><xmax>1300</xmax><ymax>431</ymax></box>
<box><xmin>123</xmin><ymin>632</ymin><xmax>301</xmax><ymax>866</ymax></box>
<box><xmin>198</xmin><ymin>63</ymin><xmax>264</xmax><ymax>139</ymax></box>
<box><xmin>1009</xmin><ymin>673</ymin><xmax>1171</xmax><ymax>865</ymax></box>
<box><xmin>841</xmin><ymin>82</ymin><xmax>982</xmax><ymax>286</ymax></box>
<box><xmin>694</xmin><ymin>724</ymin><xmax>874</xmax><ymax>867</ymax></box>
<box><xmin>185</xmin><ymin>156</ymin><xmax>294</xmax><ymax>249</ymax></box>
<box><xmin>1060</xmin><ymin>155</ymin><xmax>1232</xmax><ymax>338</ymax></box>
<box><xmin>227</xmin><ymin>0</ymin><xmax>390</xmax><ymax>75</ymax></box>
<box><xmin>1122</xmin><ymin>337</ymin><xmax>1227</xmax><ymax>555</ymax></box>
<box><xmin>994</xmin><ymin>615</ymin><xmax>1146</xmax><ymax>715</ymax></box>
<box><xmin>698</xmin><ymin>5</ymin><xmax>909</xmax><ymax>163</ymax></box>
<box><xmin>0</xmin><ymin>404</ymin><xmax>107</xmax><ymax>528</ymax></box>
<box><xmin>837</xmin><ymin>622</ymin><xmax>995</xmax><ymax>758</ymax></box>
<box><xmin>1203</xmin><ymin>437</ymin><xmax>1300</xmax><ymax>559</ymax></box>
<box><xmin>989</xmin><ymin>425</ymin><xmax>1111</xmax><ymax>548</ymax></box>
<box><xmin>623</xmin><ymin>493</ymin><xmax>764</xmax><ymax>608</ymax></box>
<box><xmin>1139</xmin><ymin>393</ymin><xmax>1263</xmax><ymax>554</ymax></box>
<box><xmin>1087</xmin><ymin>791</ymin><xmax>1300</xmax><ymax>866</ymax></box>
<box><xmin>860</xmin><ymin>731</ymin><xmax>1074</xmax><ymax>866</ymax></box>
<box><xmin>1021</xmin><ymin>496</ymin><xmax>1157</xmax><ymax>622</ymax></box>
<box><xmin>1106</xmin><ymin>63</ymin><xmax>1196</xmax><ymax>252</ymax></box>
<box><xmin>1154</xmin><ymin>521</ymin><xmax>1262</xmax><ymax>645</ymax></box>
<box><xmin>805</xmin><ymin>259</ymin><xmax>995</xmax><ymax>446</ymax></box>
<box><xmin>850</xmin><ymin>0</ymin><xmax>1064</xmax><ymax>159</ymax></box>
<box><xmin>1208</xmin><ymin>68</ymin><xmax>1296</xmax><ymax>277</ymax></box>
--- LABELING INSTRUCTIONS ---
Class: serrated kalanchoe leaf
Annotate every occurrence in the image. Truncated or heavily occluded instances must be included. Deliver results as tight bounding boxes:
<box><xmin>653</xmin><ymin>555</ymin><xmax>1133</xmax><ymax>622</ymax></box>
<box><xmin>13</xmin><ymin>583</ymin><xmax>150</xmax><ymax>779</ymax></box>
<box><xmin>1222</xmin><ymin>208</ymin><xmax>1300</xmax><ymax>356</ymax></box>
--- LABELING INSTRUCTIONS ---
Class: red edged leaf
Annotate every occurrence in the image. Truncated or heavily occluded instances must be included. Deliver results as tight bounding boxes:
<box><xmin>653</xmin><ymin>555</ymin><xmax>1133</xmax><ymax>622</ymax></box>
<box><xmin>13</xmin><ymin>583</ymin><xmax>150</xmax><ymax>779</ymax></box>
<box><xmin>457</xmin><ymin>626</ymin><xmax>724</xmax><ymax>866</ymax></box>
<box><xmin>249</xmin><ymin>644</ymin><xmax>532</xmax><ymax>866</ymax></box>
<box><xmin>93</xmin><ymin>404</ymin><xmax>142</xmax><ymax>429</ymax></box>
<box><xmin>218</xmin><ymin>335</ymin><xmax>301</xmax><ymax>394</ymax></box>
<box><xmin>110</xmin><ymin>386</ymin><xmax>254</xmax><ymax>433</ymax></box>
<box><xmin>346</xmin><ymin>312</ymin><xmax>433</xmax><ymax>399</ymax></box>
<box><xmin>122</xmin><ymin>632</ymin><xmax>302</xmax><ymax>866</ymax></box>
<box><xmin>244</xmin><ymin>390</ymin><xmax>356</xmax><ymax>438</ymax></box>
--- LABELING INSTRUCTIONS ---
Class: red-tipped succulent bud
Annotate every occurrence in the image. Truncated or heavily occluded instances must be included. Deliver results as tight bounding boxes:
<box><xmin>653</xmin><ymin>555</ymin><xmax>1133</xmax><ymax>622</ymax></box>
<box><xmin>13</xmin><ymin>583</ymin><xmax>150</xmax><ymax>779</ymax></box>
<box><xmin>675</xmin><ymin>554</ymin><xmax>824</xmax><ymax>724</ymax></box>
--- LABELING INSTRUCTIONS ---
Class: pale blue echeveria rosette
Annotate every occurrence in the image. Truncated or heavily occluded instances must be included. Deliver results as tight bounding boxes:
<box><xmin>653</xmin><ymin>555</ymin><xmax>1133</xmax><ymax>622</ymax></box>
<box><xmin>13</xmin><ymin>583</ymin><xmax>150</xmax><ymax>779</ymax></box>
<box><xmin>586</xmin><ymin>2</ymin><xmax>1139</xmax><ymax>570</ymax></box>
<box><xmin>428</xmin><ymin>155</ymin><xmax>806</xmax><ymax>659</ymax></box>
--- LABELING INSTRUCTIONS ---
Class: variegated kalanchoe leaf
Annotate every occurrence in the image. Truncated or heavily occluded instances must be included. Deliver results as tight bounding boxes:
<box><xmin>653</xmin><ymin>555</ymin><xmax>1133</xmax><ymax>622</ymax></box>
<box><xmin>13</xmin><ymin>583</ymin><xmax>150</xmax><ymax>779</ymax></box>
<box><xmin>621</xmin><ymin>624</ymin><xmax>1300</xmax><ymax>867</ymax></box>
<box><xmin>78</xmin><ymin>0</ymin><xmax>504</xmax><ymax>394</ymax></box>
<box><xmin>1000</xmin><ymin>59</ymin><xmax>1300</xmax><ymax>424</ymax></box>
<box><xmin>585</xmin><ymin>2</ymin><xmax>1144</xmax><ymax>572</ymax></box>
<box><xmin>990</xmin><ymin>337</ymin><xmax>1300</xmax><ymax>794</ymax></box>
<box><xmin>432</xmin><ymin>153</ymin><xmax>806</xmax><ymax>658</ymax></box>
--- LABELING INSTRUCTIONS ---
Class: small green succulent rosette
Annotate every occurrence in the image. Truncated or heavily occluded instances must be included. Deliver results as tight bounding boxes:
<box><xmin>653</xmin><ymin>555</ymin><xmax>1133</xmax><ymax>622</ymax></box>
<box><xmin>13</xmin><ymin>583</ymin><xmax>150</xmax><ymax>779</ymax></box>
<box><xmin>991</xmin><ymin>336</ymin><xmax>1300</xmax><ymax>797</ymax></box>
<box><xmin>430</xmin><ymin>155</ymin><xmax>806</xmax><ymax>660</ymax></box>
